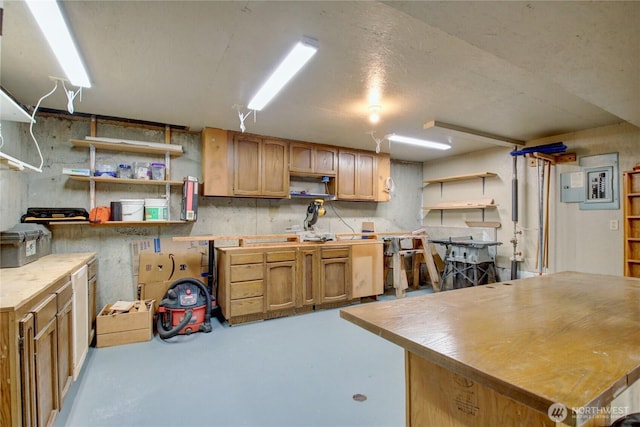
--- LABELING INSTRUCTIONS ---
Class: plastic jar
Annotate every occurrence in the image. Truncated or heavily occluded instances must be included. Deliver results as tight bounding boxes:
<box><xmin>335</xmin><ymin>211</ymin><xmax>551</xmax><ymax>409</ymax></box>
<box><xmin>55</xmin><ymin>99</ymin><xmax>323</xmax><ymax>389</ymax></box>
<box><xmin>95</xmin><ymin>161</ymin><xmax>117</xmax><ymax>177</ymax></box>
<box><xmin>132</xmin><ymin>162</ymin><xmax>150</xmax><ymax>180</ymax></box>
<box><xmin>117</xmin><ymin>164</ymin><xmax>132</xmax><ymax>179</ymax></box>
<box><xmin>151</xmin><ymin>163</ymin><xmax>166</xmax><ymax>180</ymax></box>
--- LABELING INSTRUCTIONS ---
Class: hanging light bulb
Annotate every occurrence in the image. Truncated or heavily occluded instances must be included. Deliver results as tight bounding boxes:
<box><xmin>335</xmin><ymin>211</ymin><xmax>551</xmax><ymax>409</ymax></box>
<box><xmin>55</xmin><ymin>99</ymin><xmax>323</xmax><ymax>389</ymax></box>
<box><xmin>369</xmin><ymin>105</ymin><xmax>381</xmax><ymax>123</ymax></box>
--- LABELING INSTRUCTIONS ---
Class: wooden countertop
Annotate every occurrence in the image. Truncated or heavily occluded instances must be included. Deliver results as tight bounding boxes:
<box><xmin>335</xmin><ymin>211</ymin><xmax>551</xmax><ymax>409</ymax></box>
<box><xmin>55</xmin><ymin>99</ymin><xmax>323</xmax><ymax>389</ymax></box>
<box><xmin>174</xmin><ymin>231</ymin><xmax>421</xmax><ymax>247</ymax></box>
<box><xmin>340</xmin><ymin>271</ymin><xmax>640</xmax><ymax>415</ymax></box>
<box><xmin>214</xmin><ymin>239</ymin><xmax>381</xmax><ymax>251</ymax></box>
<box><xmin>0</xmin><ymin>253</ymin><xmax>96</xmax><ymax>312</ymax></box>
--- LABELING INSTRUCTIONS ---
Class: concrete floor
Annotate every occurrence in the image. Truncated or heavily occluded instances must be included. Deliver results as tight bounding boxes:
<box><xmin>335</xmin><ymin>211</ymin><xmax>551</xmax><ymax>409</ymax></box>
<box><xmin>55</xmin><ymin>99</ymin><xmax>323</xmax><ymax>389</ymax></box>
<box><xmin>55</xmin><ymin>289</ymin><xmax>431</xmax><ymax>427</ymax></box>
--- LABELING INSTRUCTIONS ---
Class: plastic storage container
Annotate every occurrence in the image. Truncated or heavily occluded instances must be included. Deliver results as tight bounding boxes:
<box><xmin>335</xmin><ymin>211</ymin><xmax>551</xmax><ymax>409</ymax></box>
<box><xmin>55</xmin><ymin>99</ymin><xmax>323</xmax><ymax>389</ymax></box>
<box><xmin>117</xmin><ymin>164</ymin><xmax>133</xmax><ymax>179</ymax></box>
<box><xmin>132</xmin><ymin>162</ymin><xmax>150</xmax><ymax>180</ymax></box>
<box><xmin>120</xmin><ymin>199</ymin><xmax>145</xmax><ymax>221</ymax></box>
<box><xmin>150</xmin><ymin>163</ymin><xmax>166</xmax><ymax>181</ymax></box>
<box><xmin>0</xmin><ymin>223</ymin><xmax>51</xmax><ymax>268</ymax></box>
<box><xmin>95</xmin><ymin>161</ymin><xmax>117</xmax><ymax>177</ymax></box>
<box><xmin>144</xmin><ymin>198</ymin><xmax>168</xmax><ymax>221</ymax></box>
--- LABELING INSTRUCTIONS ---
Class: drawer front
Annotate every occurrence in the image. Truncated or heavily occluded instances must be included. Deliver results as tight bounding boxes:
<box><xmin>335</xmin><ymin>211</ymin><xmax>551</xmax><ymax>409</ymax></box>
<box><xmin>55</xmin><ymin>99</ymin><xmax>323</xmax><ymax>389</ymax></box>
<box><xmin>266</xmin><ymin>251</ymin><xmax>297</xmax><ymax>263</ymax></box>
<box><xmin>88</xmin><ymin>258</ymin><xmax>98</xmax><ymax>279</ymax></box>
<box><xmin>230</xmin><ymin>264</ymin><xmax>263</xmax><ymax>282</ymax></box>
<box><xmin>230</xmin><ymin>296</ymin><xmax>264</xmax><ymax>316</ymax></box>
<box><xmin>230</xmin><ymin>280</ymin><xmax>264</xmax><ymax>299</ymax></box>
<box><xmin>230</xmin><ymin>253</ymin><xmax>264</xmax><ymax>265</ymax></box>
<box><xmin>56</xmin><ymin>281</ymin><xmax>73</xmax><ymax>311</ymax></box>
<box><xmin>32</xmin><ymin>294</ymin><xmax>57</xmax><ymax>335</ymax></box>
<box><xmin>321</xmin><ymin>248</ymin><xmax>349</xmax><ymax>259</ymax></box>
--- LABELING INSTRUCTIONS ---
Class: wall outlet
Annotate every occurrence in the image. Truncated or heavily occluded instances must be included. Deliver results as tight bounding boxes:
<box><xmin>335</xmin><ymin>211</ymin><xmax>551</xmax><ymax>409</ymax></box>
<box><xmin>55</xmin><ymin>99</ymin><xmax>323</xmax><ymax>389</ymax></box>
<box><xmin>609</xmin><ymin>220</ymin><xmax>619</xmax><ymax>230</ymax></box>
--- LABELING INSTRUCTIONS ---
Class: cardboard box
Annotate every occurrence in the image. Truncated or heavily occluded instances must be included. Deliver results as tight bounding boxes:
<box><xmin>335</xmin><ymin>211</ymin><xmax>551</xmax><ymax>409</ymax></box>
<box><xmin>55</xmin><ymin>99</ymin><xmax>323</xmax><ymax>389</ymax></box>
<box><xmin>130</xmin><ymin>237</ymin><xmax>209</xmax><ymax>286</ymax></box>
<box><xmin>96</xmin><ymin>299</ymin><xmax>154</xmax><ymax>348</ymax></box>
<box><xmin>137</xmin><ymin>252</ymin><xmax>204</xmax><ymax>310</ymax></box>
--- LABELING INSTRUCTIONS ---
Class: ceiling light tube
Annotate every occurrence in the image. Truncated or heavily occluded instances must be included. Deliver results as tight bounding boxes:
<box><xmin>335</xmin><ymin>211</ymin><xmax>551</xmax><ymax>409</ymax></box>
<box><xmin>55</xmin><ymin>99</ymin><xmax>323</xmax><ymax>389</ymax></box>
<box><xmin>387</xmin><ymin>134</ymin><xmax>451</xmax><ymax>150</ymax></box>
<box><xmin>25</xmin><ymin>0</ymin><xmax>92</xmax><ymax>88</ymax></box>
<box><xmin>247</xmin><ymin>37</ymin><xmax>318</xmax><ymax>111</ymax></box>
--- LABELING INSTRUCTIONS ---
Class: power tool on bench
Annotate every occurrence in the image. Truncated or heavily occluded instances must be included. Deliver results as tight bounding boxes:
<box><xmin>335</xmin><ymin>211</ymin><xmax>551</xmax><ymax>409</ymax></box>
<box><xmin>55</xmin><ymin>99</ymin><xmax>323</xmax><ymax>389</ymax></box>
<box><xmin>299</xmin><ymin>199</ymin><xmax>335</xmax><ymax>242</ymax></box>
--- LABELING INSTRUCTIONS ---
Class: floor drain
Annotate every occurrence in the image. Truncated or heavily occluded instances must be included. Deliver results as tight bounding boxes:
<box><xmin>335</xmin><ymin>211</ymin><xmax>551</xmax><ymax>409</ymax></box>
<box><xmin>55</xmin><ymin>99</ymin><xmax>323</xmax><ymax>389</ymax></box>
<box><xmin>352</xmin><ymin>393</ymin><xmax>367</xmax><ymax>402</ymax></box>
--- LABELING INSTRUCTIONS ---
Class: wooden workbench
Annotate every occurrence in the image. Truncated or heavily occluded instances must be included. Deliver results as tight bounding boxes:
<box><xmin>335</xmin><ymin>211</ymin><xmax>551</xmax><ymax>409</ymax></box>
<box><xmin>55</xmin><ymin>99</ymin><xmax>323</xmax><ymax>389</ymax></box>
<box><xmin>341</xmin><ymin>272</ymin><xmax>640</xmax><ymax>426</ymax></box>
<box><xmin>1</xmin><ymin>253</ymin><xmax>96</xmax><ymax>427</ymax></box>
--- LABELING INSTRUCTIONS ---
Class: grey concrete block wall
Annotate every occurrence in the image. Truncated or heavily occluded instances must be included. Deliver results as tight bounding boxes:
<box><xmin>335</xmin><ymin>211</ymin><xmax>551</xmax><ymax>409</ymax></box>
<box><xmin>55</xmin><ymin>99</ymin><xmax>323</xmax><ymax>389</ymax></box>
<box><xmin>3</xmin><ymin>114</ymin><xmax>423</xmax><ymax>310</ymax></box>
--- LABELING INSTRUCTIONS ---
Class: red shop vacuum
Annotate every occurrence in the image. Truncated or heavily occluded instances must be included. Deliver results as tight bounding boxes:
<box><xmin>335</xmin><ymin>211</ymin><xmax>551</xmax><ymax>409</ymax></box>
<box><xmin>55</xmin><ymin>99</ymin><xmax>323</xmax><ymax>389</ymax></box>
<box><xmin>156</xmin><ymin>278</ymin><xmax>216</xmax><ymax>339</ymax></box>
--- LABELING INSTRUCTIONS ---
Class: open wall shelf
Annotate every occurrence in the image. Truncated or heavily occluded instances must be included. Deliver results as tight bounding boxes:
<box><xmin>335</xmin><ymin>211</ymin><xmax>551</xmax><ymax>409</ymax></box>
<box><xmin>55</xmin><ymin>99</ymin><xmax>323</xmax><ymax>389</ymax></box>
<box><xmin>423</xmin><ymin>172</ymin><xmax>497</xmax><ymax>185</ymax></box>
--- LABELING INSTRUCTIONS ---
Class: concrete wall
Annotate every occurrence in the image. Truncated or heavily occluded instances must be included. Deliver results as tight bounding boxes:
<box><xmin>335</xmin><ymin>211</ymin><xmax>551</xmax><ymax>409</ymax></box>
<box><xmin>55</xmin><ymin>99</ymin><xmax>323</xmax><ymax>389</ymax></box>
<box><xmin>0</xmin><ymin>120</ymin><xmax>29</xmax><ymax>230</ymax></box>
<box><xmin>2</xmin><ymin>114</ymin><xmax>423</xmax><ymax>309</ymax></box>
<box><xmin>423</xmin><ymin>122</ymin><xmax>640</xmax><ymax>278</ymax></box>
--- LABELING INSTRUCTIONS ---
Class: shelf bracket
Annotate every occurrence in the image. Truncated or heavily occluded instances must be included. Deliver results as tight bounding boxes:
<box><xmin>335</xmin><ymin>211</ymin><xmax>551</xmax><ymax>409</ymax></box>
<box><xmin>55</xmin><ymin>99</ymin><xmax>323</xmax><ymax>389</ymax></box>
<box><xmin>89</xmin><ymin>145</ymin><xmax>96</xmax><ymax>210</ymax></box>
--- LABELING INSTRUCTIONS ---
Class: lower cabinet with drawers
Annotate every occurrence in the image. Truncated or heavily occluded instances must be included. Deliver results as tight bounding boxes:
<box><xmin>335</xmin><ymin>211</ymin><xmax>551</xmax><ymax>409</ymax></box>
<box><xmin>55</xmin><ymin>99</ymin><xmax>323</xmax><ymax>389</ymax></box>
<box><xmin>0</xmin><ymin>253</ymin><xmax>96</xmax><ymax>427</ymax></box>
<box><xmin>217</xmin><ymin>242</ymin><xmax>381</xmax><ymax>325</ymax></box>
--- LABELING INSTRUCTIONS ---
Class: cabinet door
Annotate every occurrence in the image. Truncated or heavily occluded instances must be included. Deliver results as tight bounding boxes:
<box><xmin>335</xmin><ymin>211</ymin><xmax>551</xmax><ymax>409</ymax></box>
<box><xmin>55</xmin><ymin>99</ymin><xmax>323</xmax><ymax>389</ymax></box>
<box><xmin>88</xmin><ymin>275</ymin><xmax>97</xmax><ymax>344</ymax></box>
<box><xmin>56</xmin><ymin>300</ymin><xmax>73</xmax><ymax>405</ymax></box>
<box><xmin>338</xmin><ymin>150</ymin><xmax>357</xmax><ymax>199</ymax></box>
<box><xmin>266</xmin><ymin>261</ymin><xmax>296</xmax><ymax>311</ymax></box>
<box><xmin>315</xmin><ymin>146</ymin><xmax>337</xmax><ymax>176</ymax></box>
<box><xmin>72</xmin><ymin>265</ymin><xmax>89</xmax><ymax>380</ymax></box>
<box><xmin>290</xmin><ymin>143</ymin><xmax>314</xmax><ymax>174</ymax></box>
<box><xmin>34</xmin><ymin>318</ymin><xmax>59</xmax><ymax>427</ymax></box>
<box><xmin>320</xmin><ymin>258</ymin><xmax>350</xmax><ymax>303</ymax></box>
<box><xmin>351</xmin><ymin>242</ymin><xmax>383</xmax><ymax>298</ymax></box>
<box><xmin>234</xmin><ymin>135</ymin><xmax>262</xmax><ymax>196</ymax></box>
<box><xmin>299</xmin><ymin>248</ymin><xmax>318</xmax><ymax>306</ymax></box>
<box><xmin>356</xmin><ymin>152</ymin><xmax>376</xmax><ymax>200</ymax></box>
<box><xmin>202</xmin><ymin>127</ymin><xmax>232</xmax><ymax>196</ymax></box>
<box><xmin>261</xmin><ymin>139</ymin><xmax>289</xmax><ymax>197</ymax></box>
<box><xmin>19</xmin><ymin>313</ymin><xmax>37</xmax><ymax>427</ymax></box>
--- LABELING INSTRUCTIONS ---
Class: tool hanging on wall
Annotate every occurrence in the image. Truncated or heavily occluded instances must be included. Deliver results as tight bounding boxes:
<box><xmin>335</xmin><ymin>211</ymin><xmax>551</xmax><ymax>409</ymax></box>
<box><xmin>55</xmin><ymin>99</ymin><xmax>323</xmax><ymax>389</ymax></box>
<box><xmin>510</xmin><ymin>156</ymin><xmax>520</xmax><ymax>279</ymax></box>
<box><xmin>511</xmin><ymin>142</ymin><xmax>566</xmax><ymax>276</ymax></box>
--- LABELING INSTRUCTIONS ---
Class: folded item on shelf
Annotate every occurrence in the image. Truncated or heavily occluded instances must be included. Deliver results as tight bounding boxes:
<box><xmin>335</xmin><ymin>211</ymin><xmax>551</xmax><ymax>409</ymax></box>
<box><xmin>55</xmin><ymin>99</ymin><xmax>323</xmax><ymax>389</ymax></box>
<box><xmin>21</xmin><ymin>207</ymin><xmax>90</xmax><ymax>224</ymax></box>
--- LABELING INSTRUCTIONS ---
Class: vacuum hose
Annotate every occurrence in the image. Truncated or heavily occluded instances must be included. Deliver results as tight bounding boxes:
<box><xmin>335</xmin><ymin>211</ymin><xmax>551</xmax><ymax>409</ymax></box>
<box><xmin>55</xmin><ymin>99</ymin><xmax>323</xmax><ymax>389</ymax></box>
<box><xmin>157</xmin><ymin>309</ymin><xmax>193</xmax><ymax>339</ymax></box>
<box><xmin>157</xmin><ymin>278</ymin><xmax>212</xmax><ymax>340</ymax></box>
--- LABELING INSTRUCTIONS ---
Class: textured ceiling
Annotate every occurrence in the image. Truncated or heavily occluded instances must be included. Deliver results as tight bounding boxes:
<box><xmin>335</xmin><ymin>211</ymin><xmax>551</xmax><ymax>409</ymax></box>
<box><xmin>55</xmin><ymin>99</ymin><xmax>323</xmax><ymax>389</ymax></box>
<box><xmin>2</xmin><ymin>1</ymin><xmax>638</xmax><ymax>161</ymax></box>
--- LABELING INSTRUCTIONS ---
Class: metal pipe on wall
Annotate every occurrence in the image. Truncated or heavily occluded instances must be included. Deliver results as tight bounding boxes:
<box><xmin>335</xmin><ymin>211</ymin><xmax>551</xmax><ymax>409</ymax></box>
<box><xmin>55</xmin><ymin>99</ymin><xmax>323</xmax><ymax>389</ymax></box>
<box><xmin>537</xmin><ymin>159</ymin><xmax>545</xmax><ymax>275</ymax></box>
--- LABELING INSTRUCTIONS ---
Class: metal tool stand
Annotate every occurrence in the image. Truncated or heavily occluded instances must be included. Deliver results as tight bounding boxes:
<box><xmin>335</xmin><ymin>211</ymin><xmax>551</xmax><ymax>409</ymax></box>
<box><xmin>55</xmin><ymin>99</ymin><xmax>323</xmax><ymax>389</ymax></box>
<box><xmin>431</xmin><ymin>237</ymin><xmax>502</xmax><ymax>291</ymax></box>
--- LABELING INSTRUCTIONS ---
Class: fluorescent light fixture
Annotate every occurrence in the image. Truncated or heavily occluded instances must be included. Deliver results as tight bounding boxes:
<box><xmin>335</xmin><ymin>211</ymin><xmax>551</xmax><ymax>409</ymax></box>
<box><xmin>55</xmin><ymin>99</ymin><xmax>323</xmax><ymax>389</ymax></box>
<box><xmin>25</xmin><ymin>0</ymin><xmax>91</xmax><ymax>88</ymax></box>
<box><xmin>387</xmin><ymin>134</ymin><xmax>451</xmax><ymax>150</ymax></box>
<box><xmin>247</xmin><ymin>38</ymin><xmax>318</xmax><ymax>111</ymax></box>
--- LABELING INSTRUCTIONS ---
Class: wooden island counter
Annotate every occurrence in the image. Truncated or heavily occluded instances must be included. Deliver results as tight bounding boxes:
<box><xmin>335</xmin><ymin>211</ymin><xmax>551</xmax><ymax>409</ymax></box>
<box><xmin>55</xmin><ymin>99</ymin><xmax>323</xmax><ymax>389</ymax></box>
<box><xmin>341</xmin><ymin>271</ymin><xmax>640</xmax><ymax>426</ymax></box>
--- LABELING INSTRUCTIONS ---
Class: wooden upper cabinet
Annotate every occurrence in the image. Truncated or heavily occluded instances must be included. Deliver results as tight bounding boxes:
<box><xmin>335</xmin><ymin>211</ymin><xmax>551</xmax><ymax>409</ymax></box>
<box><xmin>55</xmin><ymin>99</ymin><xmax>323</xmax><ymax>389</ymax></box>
<box><xmin>202</xmin><ymin>127</ymin><xmax>388</xmax><ymax>201</ymax></box>
<box><xmin>233</xmin><ymin>133</ymin><xmax>289</xmax><ymax>198</ymax></box>
<box><xmin>290</xmin><ymin>143</ymin><xmax>314</xmax><ymax>174</ymax></box>
<box><xmin>316</xmin><ymin>147</ymin><xmax>338</xmax><ymax>175</ymax></box>
<box><xmin>290</xmin><ymin>143</ymin><xmax>337</xmax><ymax>176</ymax></box>
<box><xmin>338</xmin><ymin>150</ymin><xmax>357</xmax><ymax>199</ymax></box>
<box><xmin>201</xmin><ymin>127</ymin><xmax>233</xmax><ymax>196</ymax></box>
<box><xmin>357</xmin><ymin>152</ymin><xmax>376</xmax><ymax>200</ymax></box>
<box><xmin>234</xmin><ymin>134</ymin><xmax>262</xmax><ymax>196</ymax></box>
<box><xmin>338</xmin><ymin>149</ymin><xmax>376</xmax><ymax>201</ymax></box>
<box><xmin>261</xmin><ymin>139</ymin><xmax>289</xmax><ymax>197</ymax></box>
